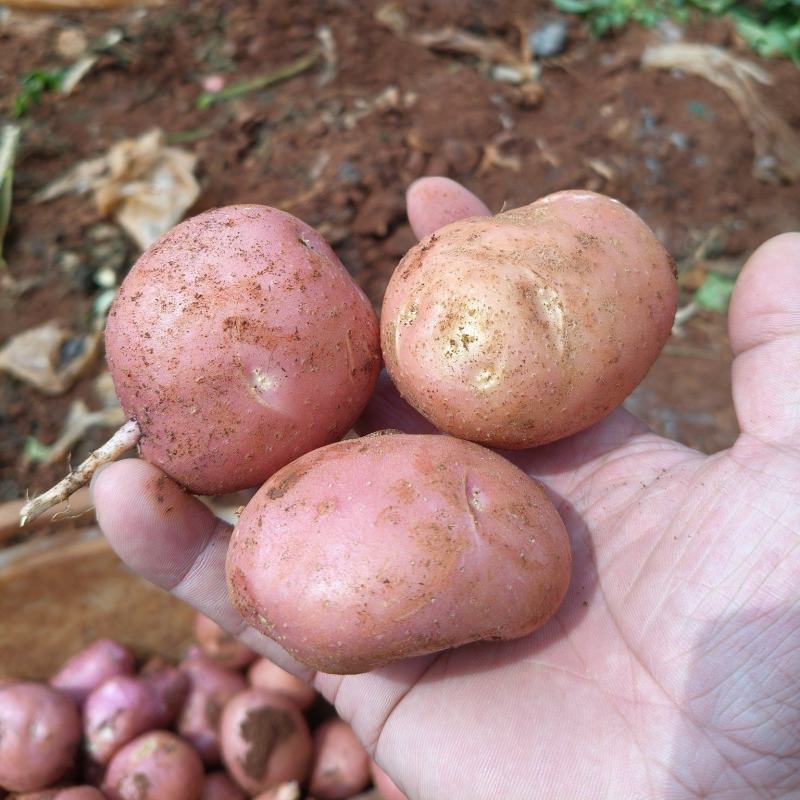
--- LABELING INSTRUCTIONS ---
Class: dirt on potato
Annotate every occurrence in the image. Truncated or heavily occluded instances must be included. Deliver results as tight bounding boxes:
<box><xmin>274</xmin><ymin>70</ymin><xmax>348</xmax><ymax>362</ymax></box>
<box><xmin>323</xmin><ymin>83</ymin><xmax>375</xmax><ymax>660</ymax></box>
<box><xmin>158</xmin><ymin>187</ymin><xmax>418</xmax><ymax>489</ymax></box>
<box><xmin>2</xmin><ymin>0</ymin><xmax>800</xmax><ymax>502</ymax></box>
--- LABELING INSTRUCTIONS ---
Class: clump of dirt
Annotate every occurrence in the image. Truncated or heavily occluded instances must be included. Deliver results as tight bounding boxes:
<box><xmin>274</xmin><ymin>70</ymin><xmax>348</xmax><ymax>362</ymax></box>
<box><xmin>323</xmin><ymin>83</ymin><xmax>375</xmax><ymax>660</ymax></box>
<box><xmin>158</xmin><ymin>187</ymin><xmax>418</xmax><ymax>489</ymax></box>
<box><xmin>239</xmin><ymin>705</ymin><xmax>296</xmax><ymax>780</ymax></box>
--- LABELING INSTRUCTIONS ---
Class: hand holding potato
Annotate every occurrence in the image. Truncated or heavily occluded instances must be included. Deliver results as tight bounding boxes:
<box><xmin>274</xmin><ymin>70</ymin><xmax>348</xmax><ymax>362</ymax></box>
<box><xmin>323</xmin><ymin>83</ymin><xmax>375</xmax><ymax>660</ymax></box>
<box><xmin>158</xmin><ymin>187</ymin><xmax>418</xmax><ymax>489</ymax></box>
<box><xmin>93</xmin><ymin>178</ymin><xmax>800</xmax><ymax>800</ymax></box>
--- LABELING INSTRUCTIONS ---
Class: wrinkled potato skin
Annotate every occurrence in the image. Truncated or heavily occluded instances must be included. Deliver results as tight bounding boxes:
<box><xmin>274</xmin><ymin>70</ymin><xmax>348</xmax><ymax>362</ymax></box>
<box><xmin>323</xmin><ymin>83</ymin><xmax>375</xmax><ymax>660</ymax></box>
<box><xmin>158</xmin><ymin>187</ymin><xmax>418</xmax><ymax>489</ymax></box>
<box><xmin>106</xmin><ymin>205</ymin><xmax>380</xmax><ymax>494</ymax></box>
<box><xmin>381</xmin><ymin>191</ymin><xmax>678</xmax><ymax>448</ymax></box>
<box><xmin>227</xmin><ymin>433</ymin><xmax>570</xmax><ymax>674</ymax></box>
<box><xmin>0</xmin><ymin>683</ymin><xmax>81</xmax><ymax>792</ymax></box>
<box><xmin>219</xmin><ymin>689</ymin><xmax>312</xmax><ymax>795</ymax></box>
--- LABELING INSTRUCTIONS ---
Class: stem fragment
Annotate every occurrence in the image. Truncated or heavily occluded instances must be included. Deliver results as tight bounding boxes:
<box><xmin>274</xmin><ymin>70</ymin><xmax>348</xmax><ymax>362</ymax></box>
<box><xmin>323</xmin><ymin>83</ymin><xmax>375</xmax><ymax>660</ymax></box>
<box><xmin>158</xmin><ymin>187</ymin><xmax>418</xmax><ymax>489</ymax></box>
<box><xmin>19</xmin><ymin>419</ymin><xmax>141</xmax><ymax>526</ymax></box>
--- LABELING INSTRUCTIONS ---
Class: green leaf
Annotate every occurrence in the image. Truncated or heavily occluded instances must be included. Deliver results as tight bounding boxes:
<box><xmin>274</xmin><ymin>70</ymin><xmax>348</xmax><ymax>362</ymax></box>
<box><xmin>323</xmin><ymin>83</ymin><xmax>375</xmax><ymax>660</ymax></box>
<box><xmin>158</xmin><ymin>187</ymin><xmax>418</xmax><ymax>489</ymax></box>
<box><xmin>23</xmin><ymin>436</ymin><xmax>53</xmax><ymax>464</ymax></box>
<box><xmin>694</xmin><ymin>272</ymin><xmax>736</xmax><ymax>312</ymax></box>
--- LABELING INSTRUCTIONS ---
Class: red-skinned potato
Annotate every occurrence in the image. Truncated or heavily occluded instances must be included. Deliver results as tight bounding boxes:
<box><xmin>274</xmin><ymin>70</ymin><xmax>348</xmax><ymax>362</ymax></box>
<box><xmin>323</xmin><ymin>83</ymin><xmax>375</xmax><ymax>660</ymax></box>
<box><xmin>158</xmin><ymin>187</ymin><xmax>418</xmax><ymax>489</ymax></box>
<box><xmin>381</xmin><ymin>190</ymin><xmax>678</xmax><ymax>448</ymax></box>
<box><xmin>308</xmin><ymin>720</ymin><xmax>369</xmax><ymax>800</ymax></box>
<box><xmin>227</xmin><ymin>432</ymin><xmax>570</xmax><ymax>673</ymax></box>
<box><xmin>139</xmin><ymin>658</ymin><xmax>190</xmax><ymax>724</ymax></box>
<box><xmin>83</xmin><ymin>675</ymin><xmax>162</xmax><ymax>764</ymax></box>
<box><xmin>0</xmin><ymin>683</ymin><xmax>81</xmax><ymax>792</ymax></box>
<box><xmin>11</xmin><ymin>788</ymin><xmax>106</xmax><ymax>800</ymax></box>
<box><xmin>83</xmin><ymin>663</ymin><xmax>187</xmax><ymax>767</ymax></box>
<box><xmin>194</xmin><ymin>614</ymin><xmax>257</xmax><ymax>670</ymax></box>
<box><xmin>219</xmin><ymin>689</ymin><xmax>312</xmax><ymax>795</ymax></box>
<box><xmin>178</xmin><ymin>655</ymin><xmax>247</xmax><ymax>764</ymax></box>
<box><xmin>201</xmin><ymin>772</ymin><xmax>246</xmax><ymax>800</ymax></box>
<box><xmin>371</xmin><ymin>763</ymin><xmax>407</xmax><ymax>800</ymax></box>
<box><xmin>105</xmin><ymin>205</ymin><xmax>380</xmax><ymax>495</ymax></box>
<box><xmin>247</xmin><ymin>659</ymin><xmax>316</xmax><ymax>710</ymax></box>
<box><xmin>50</xmin><ymin>639</ymin><xmax>135</xmax><ymax>708</ymax></box>
<box><xmin>102</xmin><ymin>731</ymin><xmax>204</xmax><ymax>800</ymax></box>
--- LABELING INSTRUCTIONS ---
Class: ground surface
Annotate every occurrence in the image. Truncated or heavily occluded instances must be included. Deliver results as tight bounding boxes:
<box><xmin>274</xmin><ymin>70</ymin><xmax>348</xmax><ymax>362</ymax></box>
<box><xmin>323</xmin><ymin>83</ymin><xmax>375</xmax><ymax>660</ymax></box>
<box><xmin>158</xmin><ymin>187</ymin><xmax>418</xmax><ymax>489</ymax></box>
<box><xmin>1</xmin><ymin>0</ymin><xmax>799</xmax><ymax>503</ymax></box>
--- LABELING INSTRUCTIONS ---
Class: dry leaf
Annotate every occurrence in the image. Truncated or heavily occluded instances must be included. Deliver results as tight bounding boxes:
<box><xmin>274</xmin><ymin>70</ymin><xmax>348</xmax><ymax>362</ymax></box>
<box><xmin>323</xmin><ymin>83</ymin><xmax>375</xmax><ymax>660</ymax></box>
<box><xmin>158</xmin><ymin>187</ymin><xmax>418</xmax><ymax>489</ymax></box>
<box><xmin>413</xmin><ymin>26</ymin><xmax>522</xmax><ymax>66</ymax></box>
<box><xmin>0</xmin><ymin>321</ymin><xmax>102</xmax><ymax>395</ymax></box>
<box><xmin>23</xmin><ymin>399</ymin><xmax>126</xmax><ymax>466</ymax></box>
<box><xmin>642</xmin><ymin>43</ymin><xmax>800</xmax><ymax>183</ymax></box>
<box><xmin>34</xmin><ymin>129</ymin><xmax>200</xmax><ymax>249</ymax></box>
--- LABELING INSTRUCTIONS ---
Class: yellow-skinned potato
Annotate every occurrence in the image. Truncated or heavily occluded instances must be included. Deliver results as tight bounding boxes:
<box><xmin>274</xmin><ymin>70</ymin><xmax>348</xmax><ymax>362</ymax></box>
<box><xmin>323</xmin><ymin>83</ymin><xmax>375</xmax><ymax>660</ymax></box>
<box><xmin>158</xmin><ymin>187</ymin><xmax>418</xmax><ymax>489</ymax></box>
<box><xmin>381</xmin><ymin>190</ymin><xmax>678</xmax><ymax>448</ymax></box>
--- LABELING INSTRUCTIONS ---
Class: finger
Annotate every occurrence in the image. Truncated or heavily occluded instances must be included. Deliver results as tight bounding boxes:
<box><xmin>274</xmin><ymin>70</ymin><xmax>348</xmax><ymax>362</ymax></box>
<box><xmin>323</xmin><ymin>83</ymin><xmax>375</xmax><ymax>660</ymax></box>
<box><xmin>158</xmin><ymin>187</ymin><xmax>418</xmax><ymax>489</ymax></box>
<box><xmin>728</xmin><ymin>232</ymin><xmax>800</xmax><ymax>445</ymax></box>
<box><xmin>92</xmin><ymin>459</ymin><xmax>313</xmax><ymax>678</ymax></box>
<box><xmin>355</xmin><ymin>371</ymin><xmax>436</xmax><ymax>436</ymax></box>
<box><xmin>406</xmin><ymin>176</ymin><xmax>490</xmax><ymax>239</ymax></box>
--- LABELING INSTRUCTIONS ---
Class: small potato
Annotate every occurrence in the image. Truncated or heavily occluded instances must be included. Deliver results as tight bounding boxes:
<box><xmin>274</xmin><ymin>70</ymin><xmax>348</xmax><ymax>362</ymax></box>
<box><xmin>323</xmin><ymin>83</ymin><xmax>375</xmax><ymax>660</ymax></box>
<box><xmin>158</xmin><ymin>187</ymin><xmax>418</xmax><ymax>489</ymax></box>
<box><xmin>83</xmin><ymin>676</ymin><xmax>162</xmax><ymax>764</ymax></box>
<box><xmin>227</xmin><ymin>433</ymin><xmax>570</xmax><ymax>673</ymax></box>
<box><xmin>370</xmin><ymin>763</ymin><xmax>407</xmax><ymax>800</ymax></box>
<box><xmin>140</xmin><ymin>658</ymin><xmax>190</xmax><ymax>724</ymax></box>
<box><xmin>381</xmin><ymin>190</ymin><xmax>678</xmax><ymax>448</ymax></box>
<box><xmin>102</xmin><ymin>731</ymin><xmax>204</xmax><ymax>800</ymax></box>
<box><xmin>194</xmin><ymin>614</ymin><xmax>257</xmax><ymax>670</ymax></box>
<box><xmin>247</xmin><ymin>659</ymin><xmax>316</xmax><ymax>710</ymax></box>
<box><xmin>219</xmin><ymin>689</ymin><xmax>312</xmax><ymax>795</ymax></box>
<box><xmin>12</xmin><ymin>787</ymin><xmax>106</xmax><ymax>799</ymax></box>
<box><xmin>201</xmin><ymin>772</ymin><xmax>246</xmax><ymax>800</ymax></box>
<box><xmin>51</xmin><ymin>639</ymin><xmax>135</xmax><ymax>708</ymax></box>
<box><xmin>309</xmin><ymin>720</ymin><xmax>369</xmax><ymax>800</ymax></box>
<box><xmin>105</xmin><ymin>205</ymin><xmax>380</xmax><ymax>495</ymax></box>
<box><xmin>0</xmin><ymin>682</ymin><xmax>81</xmax><ymax>792</ymax></box>
<box><xmin>178</xmin><ymin>656</ymin><xmax>247</xmax><ymax>764</ymax></box>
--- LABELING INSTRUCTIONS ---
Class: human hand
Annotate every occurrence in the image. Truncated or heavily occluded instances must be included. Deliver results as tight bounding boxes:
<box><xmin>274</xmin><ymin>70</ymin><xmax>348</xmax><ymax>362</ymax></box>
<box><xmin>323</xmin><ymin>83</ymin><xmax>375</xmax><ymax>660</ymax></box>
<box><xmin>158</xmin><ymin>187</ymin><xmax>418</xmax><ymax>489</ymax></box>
<box><xmin>93</xmin><ymin>178</ymin><xmax>800</xmax><ymax>800</ymax></box>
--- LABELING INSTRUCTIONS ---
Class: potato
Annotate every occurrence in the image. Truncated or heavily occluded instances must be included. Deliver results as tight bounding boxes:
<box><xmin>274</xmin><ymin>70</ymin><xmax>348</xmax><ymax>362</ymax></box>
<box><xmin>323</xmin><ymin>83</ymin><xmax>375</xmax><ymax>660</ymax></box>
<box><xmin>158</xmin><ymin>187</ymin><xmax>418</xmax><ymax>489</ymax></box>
<box><xmin>84</xmin><ymin>663</ymin><xmax>188</xmax><ymax>763</ymax></box>
<box><xmin>105</xmin><ymin>205</ymin><xmax>381</xmax><ymax>495</ymax></box>
<box><xmin>51</xmin><ymin>639</ymin><xmax>135</xmax><ymax>708</ymax></box>
<box><xmin>83</xmin><ymin>676</ymin><xmax>161</xmax><ymax>764</ymax></box>
<box><xmin>102</xmin><ymin>731</ymin><xmax>204</xmax><ymax>800</ymax></box>
<box><xmin>308</xmin><ymin>720</ymin><xmax>369</xmax><ymax>799</ymax></box>
<box><xmin>201</xmin><ymin>772</ymin><xmax>246</xmax><ymax>800</ymax></box>
<box><xmin>247</xmin><ymin>659</ymin><xmax>316</xmax><ymax>710</ymax></box>
<box><xmin>178</xmin><ymin>655</ymin><xmax>247</xmax><ymax>764</ymax></box>
<box><xmin>381</xmin><ymin>190</ymin><xmax>678</xmax><ymax>448</ymax></box>
<box><xmin>227</xmin><ymin>432</ymin><xmax>570</xmax><ymax>673</ymax></box>
<box><xmin>0</xmin><ymin>683</ymin><xmax>81</xmax><ymax>792</ymax></box>
<box><xmin>139</xmin><ymin>658</ymin><xmax>190</xmax><ymax>724</ymax></box>
<box><xmin>219</xmin><ymin>689</ymin><xmax>312</xmax><ymax>795</ymax></box>
<box><xmin>194</xmin><ymin>614</ymin><xmax>257</xmax><ymax>670</ymax></box>
<box><xmin>370</xmin><ymin>763</ymin><xmax>407</xmax><ymax>800</ymax></box>
<box><xmin>12</xmin><ymin>788</ymin><xmax>106</xmax><ymax>800</ymax></box>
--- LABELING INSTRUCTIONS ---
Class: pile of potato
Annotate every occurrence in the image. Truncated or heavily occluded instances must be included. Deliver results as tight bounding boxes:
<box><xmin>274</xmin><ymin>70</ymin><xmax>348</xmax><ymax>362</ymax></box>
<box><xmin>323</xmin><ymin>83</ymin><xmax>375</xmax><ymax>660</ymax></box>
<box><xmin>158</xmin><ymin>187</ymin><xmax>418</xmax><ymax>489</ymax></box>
<box><xmin>0</xmin><ymin>614</ymin><xmax>404</xmax><ymax>800</ymax></box>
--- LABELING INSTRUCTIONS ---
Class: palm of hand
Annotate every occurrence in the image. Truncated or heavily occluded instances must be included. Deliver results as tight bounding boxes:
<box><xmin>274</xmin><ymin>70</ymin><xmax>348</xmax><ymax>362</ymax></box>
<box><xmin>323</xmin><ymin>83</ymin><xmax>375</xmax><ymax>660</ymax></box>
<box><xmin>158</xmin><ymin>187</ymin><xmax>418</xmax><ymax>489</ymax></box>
<box><xmin>94</xmin><ymin>180</ymin><xmax>800</xmax><ymax>800</ymax></box>
<box><xmin>327</xmin><ymin>413</ymin><xmax>799</xmax><ymax>800</ymax></box>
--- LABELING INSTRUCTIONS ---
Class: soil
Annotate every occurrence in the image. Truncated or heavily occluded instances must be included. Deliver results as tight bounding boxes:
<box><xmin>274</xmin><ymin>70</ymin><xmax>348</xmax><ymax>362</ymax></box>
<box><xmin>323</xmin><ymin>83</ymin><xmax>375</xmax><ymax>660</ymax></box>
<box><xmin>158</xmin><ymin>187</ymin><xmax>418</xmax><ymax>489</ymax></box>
<box><xmin>2</xmin><ymin>0</ymin><xmax>799</xmax><ymax>503</ymax></box>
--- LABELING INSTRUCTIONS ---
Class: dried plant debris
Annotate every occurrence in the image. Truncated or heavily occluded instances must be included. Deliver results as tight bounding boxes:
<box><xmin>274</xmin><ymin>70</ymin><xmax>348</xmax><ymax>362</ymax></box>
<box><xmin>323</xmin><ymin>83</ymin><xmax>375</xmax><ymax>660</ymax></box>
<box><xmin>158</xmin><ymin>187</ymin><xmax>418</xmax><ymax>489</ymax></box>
<box><xmin>0</xmin><ymin>321</ymin><xmax>102</xmax><ymax>395</ymax></box>
<box><xmin>643</xmin><ymin>43</ymin><xmax>800</xmax><ymax>183</ymax></box>
<box><xmin>33</xmin><ymin>129</ymin><xmax>200</xmax><ymax>249</ymax></box>
<box><xmin>375</xmin><ymin>5</ymin><xmax>541</xmax><ymax>84</ymax></box>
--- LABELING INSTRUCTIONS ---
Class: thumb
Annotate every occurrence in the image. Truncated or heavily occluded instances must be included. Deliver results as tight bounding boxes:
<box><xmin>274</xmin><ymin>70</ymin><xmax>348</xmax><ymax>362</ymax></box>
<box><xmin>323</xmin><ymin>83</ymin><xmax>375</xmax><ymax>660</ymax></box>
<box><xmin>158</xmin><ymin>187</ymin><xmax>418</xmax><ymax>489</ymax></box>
<box><xmin>406</xmin><ymin>176</ymin><xmax>490</xmax><ymax>239</ymax></box>
<box><xmin>728</xmin><ymin>232</ymin><xmax>800</xmax><ymax>446</ymax></box>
